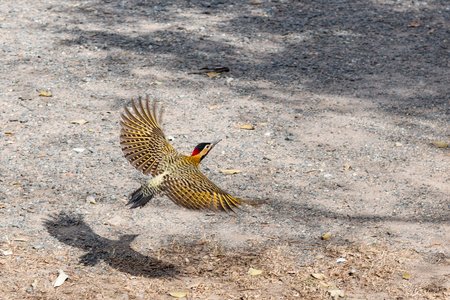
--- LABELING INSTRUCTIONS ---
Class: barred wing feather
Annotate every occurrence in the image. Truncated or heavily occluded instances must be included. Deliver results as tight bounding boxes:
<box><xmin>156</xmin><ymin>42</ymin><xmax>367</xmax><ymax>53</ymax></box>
<box><xmin>120</xmin><ymin>97</ymin><xmax>176</xmax><ymax>176</ymax></box>
<box><xmin>162</xmin><ymin>169</ymin><xmax>241</xmax><ymax>211</ymax></box>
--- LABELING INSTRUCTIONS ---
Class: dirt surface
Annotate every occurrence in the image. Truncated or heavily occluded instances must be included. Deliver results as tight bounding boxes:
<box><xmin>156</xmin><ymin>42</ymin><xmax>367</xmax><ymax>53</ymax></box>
<box><xmin>0</xmin><ymin>0</ymin><xmax>449</xmax><ymax>299</ymax></box>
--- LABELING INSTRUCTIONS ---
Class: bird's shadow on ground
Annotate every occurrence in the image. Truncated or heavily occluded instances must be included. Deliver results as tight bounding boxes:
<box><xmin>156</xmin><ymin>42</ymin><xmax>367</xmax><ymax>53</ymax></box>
<box><xmin>44</xmin><ymin>212</ymin><xmax>177</xmax><ymax>278</ymax></box>
<box><xmin>44</xmin><ymin>211</ymin><xmax>271</xmax><ymax>279</ymax></box>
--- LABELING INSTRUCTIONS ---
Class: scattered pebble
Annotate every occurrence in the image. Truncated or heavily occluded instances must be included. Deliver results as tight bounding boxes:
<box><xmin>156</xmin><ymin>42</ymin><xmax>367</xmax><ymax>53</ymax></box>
<box><xmin>73</xmin><ymin>147</ymin><xmax>85</xmax><ymax>153</ymax></box>
<box><xmin>336</xmin><ymin>257</ymin><xmax>347</xmax><ymax>264</ymax></box>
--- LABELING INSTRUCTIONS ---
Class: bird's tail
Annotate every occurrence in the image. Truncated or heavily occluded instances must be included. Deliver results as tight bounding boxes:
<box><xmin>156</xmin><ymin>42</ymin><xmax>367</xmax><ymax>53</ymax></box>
<box><xmin>127</xmin><ymin>185</ymin><xmax>156</xmax><ymax>209</ymax></box>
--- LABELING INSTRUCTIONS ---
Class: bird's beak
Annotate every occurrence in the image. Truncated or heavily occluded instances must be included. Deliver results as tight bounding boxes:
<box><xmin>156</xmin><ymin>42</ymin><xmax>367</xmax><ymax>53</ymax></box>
<box><xmin>212</xmin><ymin>139</ymin><xmax>222</xmax><ymax>147</ymax></box>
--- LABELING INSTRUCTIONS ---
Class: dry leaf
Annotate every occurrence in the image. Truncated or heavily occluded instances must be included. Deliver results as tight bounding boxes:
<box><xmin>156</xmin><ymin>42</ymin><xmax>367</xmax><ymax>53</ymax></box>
<box><xmin>220</xmin><ymin>169</ymin><xmax>241</xmax><ymax>175</ymax></box>
<box><xmin>248</xmin><ymin>267</ymin><xmax>263</xmax><ymax>276</ymax></box>
<box><xmin>311</xmin><ymin>273</ymin><xmax>326</xmax><ymax>280</ymax></box>
<box><xmin>4</xmin><ymin>132</ymin><xmax>14</xmax><ymax>136</ymax></box>
<box><xmin>86</xmin><ymin>195</ymin><xmax>96</xmax><ymax>204</ymax></box>
<box><xmin>239</xmin><ymin>124</ymin><xmax>255</xmax><ymax>130</ymax></box>
<box><xmin>431</xmin><ymin>141</ymin><xmax>448</xmax><ymax>148</ymax></box>
<box><xmin>71</xmin><ymin>119</ymin><xmax>88</xmax><ymax>125</ymax></box>
<box><xmin>206</xmin><ymin>71</ymin><xmax>220</xmax><ymax>78</ymax></box>
<box><xmin>53</xmin><ymin>269</ymin><xmax>68</xmax><ymax>287</ymax></box>
<box><xmin>321</xmin><ymin>232</ymin><xmax>332</xmax><ymax>241</ymax></box>
<box><xmin>343</xmin><ymin>164</ymin><xmax>352</xmax><ymax>171</ymax></box>
<box><xmin>402</xmin><ymin>272</ymin><xmax>411</xmax><ymax>280</ymax></box>
<box><xmin>169</xmin><ymin>291</ymin><xmax>187</xmax><ymax>298</ymax></box>
<box><xmin>38</xmin><ymin>89</ymin><xmax>53</xmax><ymax>97</ymax></box>
<box><xmin>189</xmin><ymin>66</ymin><xmax>229</xmax><ymax>76</ymax></box>
<box><xmin>200</xmin><ymin>66</ymin><xmax>229</xmax><ymax>73</ymax></box>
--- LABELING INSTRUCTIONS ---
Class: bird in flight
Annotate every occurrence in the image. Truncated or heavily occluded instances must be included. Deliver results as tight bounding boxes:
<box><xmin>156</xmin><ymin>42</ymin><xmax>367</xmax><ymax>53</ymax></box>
<box><xmin>120</xmin><ymin>96</ymin><xmax>242</xmax><ymax>211</ymax></box>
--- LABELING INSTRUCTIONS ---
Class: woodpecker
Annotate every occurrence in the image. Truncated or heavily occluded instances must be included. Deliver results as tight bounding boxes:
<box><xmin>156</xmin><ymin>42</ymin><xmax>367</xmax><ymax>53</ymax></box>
<box><xmin>120</xmin><ymin>96</ymin><xmax>241</xmax><ymax>211</ymax></box>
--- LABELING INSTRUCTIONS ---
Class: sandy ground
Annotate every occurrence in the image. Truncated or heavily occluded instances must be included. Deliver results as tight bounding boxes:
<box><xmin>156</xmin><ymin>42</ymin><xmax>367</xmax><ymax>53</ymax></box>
<box><xmin>0</xmin><ymin>0</ymin><xmax>449</xmax><ymax>299</ymax></box>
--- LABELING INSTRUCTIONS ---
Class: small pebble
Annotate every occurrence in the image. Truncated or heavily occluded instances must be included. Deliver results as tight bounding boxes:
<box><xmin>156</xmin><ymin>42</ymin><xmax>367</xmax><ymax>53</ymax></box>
<box><xmin>336</xmin><ymin>257</ymin><xmax>346</xmax><ymax>263</ymax></box>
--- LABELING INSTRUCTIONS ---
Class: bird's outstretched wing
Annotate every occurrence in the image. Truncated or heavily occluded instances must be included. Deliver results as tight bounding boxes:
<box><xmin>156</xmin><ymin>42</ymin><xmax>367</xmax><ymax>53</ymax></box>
<box><xmin>120</xmin><ymin>96</ymin><xmax>176</xmax><ymax>176</ymax></box>
<box><xmin>161</xmin><ymin>168</ymin><xmax>241</xmax><ymax>211</ymax></box>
